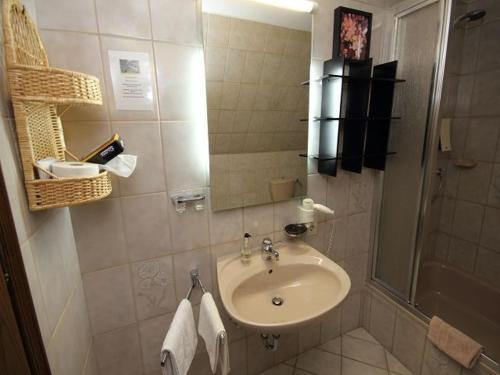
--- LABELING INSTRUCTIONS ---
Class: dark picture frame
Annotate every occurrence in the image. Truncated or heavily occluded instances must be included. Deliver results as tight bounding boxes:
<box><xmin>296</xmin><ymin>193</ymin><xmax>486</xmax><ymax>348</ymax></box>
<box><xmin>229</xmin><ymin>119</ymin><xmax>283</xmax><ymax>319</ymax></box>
<box><xmin>333</xmin><ymin>7</ymin><xmax>372</xmax><ymax>61</ymax></box>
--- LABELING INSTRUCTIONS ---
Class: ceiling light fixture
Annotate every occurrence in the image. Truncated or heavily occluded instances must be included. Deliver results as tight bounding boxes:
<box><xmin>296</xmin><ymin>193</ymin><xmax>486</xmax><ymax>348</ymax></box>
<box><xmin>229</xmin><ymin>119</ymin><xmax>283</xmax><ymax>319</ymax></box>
<box><xmin>251</xmin><ymin>0</ymin><xmax>317</xmax><ymax>13</ymax></box>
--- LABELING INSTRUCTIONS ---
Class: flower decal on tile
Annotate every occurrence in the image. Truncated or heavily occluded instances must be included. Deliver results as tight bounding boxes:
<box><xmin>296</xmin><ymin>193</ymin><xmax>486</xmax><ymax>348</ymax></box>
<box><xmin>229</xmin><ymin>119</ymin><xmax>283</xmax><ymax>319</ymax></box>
<box><xmin>133</xmin><ymin>257</ymin><xmax>176</xmax><ymax>320</ymax></box>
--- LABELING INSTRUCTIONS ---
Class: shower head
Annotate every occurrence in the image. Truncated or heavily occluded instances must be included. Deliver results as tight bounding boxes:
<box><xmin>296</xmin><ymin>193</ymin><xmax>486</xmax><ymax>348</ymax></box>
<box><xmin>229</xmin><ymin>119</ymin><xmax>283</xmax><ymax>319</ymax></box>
<box><xmin>453</xmin><ymin>9</ymin><xmax>486</xmax><ymax>27</ymax></box>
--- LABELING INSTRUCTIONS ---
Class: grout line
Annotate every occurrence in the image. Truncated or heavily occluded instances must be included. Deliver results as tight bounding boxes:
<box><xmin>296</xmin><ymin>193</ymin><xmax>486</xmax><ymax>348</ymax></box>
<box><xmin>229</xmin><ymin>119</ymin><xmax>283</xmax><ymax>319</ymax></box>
<box><xmin>38</xmin><ymin>27</ymin><xmax>205</xmax><ymax>49</ymax></box>
<box><xmin>383</xmin><ymin>348</ymin><xmax>391</xmax><ymax>375</ymax></box>
<box><xmin>390</xmin><ymin>308</ymin><xmax>398</xmax><ymax>353</ymax></box>
<box><xmin>46</xmin><ymin>283</ymin><xmax>78</xmax><ymax>345</ymax></box>
<box><xmin>419</xmin><ymin>337</ymin><xmax>428</xmax><ymax>375</ymax></box>
<box><xmin>79</xmin><ymin>339</ymin><xmax>93</xmax><ymax>375</ymax></box>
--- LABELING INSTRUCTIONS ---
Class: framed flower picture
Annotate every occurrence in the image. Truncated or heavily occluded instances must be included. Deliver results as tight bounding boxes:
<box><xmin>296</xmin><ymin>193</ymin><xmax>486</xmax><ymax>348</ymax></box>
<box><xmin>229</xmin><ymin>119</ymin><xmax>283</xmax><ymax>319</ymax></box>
<box><xmin>333</xmin><ymin>7</ymin><xmax>372</xmax><ymax>61</ymax></box>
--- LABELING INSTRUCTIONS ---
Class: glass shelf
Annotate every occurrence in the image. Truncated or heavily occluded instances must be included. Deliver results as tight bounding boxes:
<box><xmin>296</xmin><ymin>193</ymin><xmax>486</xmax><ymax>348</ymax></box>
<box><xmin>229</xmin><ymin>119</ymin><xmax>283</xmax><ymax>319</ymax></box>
<box><xmin>301</xmin><ymin>75</ymin><xmax>405</xmax><ymax>86</ymax></box>
<box><xmin>300</xmin><ymin>116</ymin><xmax>401</xmax><ymax>122</ymax></box>
<box><xmin>299</xmin><ymin>152</ymin><xmax>397</xmax><ymax>161</ymax></box>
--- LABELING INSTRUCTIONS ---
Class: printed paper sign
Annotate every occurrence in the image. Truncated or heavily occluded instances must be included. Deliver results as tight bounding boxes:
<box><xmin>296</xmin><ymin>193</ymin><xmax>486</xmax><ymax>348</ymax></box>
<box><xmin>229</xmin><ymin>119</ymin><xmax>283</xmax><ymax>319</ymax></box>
<box><xmin>108</xmin><ymin>50</ymin><xmax>153</xmax><ymax>111</ymax></box>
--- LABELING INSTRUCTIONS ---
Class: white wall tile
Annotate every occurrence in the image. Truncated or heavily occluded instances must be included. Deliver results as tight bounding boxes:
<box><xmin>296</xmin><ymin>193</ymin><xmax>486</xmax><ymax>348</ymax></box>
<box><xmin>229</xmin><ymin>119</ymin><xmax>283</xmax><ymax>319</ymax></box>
<box><xmin>348</xmin><ymin>170</ymin><xmax>374</xmax><ymax>215</ymax></box>
<box><xmin>326</xmin><ymin>173</ymin><xmax>350</xmax><ymax>218</ymax></box>
<box><xmin>94</xmin><ymin>324</ymin><xmax>143</xmax><ymax>375</ymax></box>
<box><xmin>346</xmin><ymin>212</ymin><xmax>371</xmax><ymax>258</ymax></box>
<box><xmin>35</xmin><ymin>0</ymin><xmax>97</xmax><ymax>32</ymax></box>
<box><xmin>20</xmin><ymin>240</ymin><xmax>51</xmax><ymax>346</ymax></box>
<box><xmin>71</xmin><ymin>199</ymin><xmax>128</xmax><ymax>273</ymax></box>
<box><xmin>392</xmin><ymin>310</ymin><xmax>427</xmax><ymax>375</ymax></box>
<box><xmin>341</xmin><ymin>292</ymin><xmax>361</xmax><ymax>334</ymax></box>
<box><xmin>83</xmin><ymin>266</ymin><xmax>136</xmax><ymax>335</ymax></box>
<box><xmin>368</xmin><ymin>292</ymin><xmax>397</xmax><ymax>350</ymax></box>
<box><xmin>307</xmin><ymin>174</ymin><xmax>328</xmax><ymax>205</ymax></box>
<box><xmin>30</xmin><ymin>213</ymin><xmax>72</xmax><ymax>334</ymax></box>
<box><xmin>168</xmin><ymin>204</ymin><xmax>209</xmax><ymax>252</ymax></box>
<box><xmin>274</xmin><ymin>199</ymin><xmax>300</xmax><ymax>233</ymax></box>
<box><xmin>83</xmin><ymin>344</ymin><xmax>99</xmax><ymax>375</ymax></box>
<box><xmin>121</xmin><ymin>193</ymin><xmax>172</xmax><ymax>261</ymax></box>
<box><xmin>154</xmin><ymin>42</ymin><xmax>206</xmax><ymax>121</ymax></box>
<box><xmin>161</xmin><ymin>122</ymin><xmax>209</xmax><ymax>191</ymax></box>
<box><xmin>95</xmin><ymin>0</ymin><xmax>151</xmax><ymax>39</ymax></box>
<box><xmin>46</xmin><ymin>284</ymin><xmax>91</xmax><ymax>375</ymax></box>
<box><xmin>209</xmin><ymin>207</ymin><xmax>244</xmax><ymax>244</ymax></box>
<box><xmin>243</xmin><ymin>204</ymin><xmax>274</xmax><ymax>236</ymax></box>
<box><xmin>112</xmin><ymin>122</ymin><xmax>166</xmax><ymax>196</ymax></box>
<box><xmin>150</xmin><ymin>0</ymin><xmax>202</xmax><ymax>45</ymax></box>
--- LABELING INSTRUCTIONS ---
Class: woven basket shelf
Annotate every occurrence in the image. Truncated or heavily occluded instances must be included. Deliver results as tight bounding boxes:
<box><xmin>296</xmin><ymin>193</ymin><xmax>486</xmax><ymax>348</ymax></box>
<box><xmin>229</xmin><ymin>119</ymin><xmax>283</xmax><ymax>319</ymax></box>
<box><xmin>3</xmin><ymin>0</ymin><xmax>112</xmax><ymax>211</ymax></box>
<box><xmin>7</xmin><ymin>65</ymin><xmax>102</xmax><ymax>105</ymax></box>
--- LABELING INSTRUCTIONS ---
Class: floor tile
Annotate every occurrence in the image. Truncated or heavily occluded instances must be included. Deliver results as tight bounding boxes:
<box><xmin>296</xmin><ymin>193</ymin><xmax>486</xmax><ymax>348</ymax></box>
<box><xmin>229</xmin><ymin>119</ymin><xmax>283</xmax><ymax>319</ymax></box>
<box><xmin>342</xmin><ymin>335</ymin><xmax>387</xmax><ymax>369</ymax></box>
<box><xmin>318</xmin><ymin>336</ymin><xmax>341</xmax><ymax>355</ymax></box>
<box><xmin>285</xmin><ymin>357</ymin><xmax>297</xmax><ymax>366</ymax></box>
<box><xmin>345</xmin><ymin>327</ymin><xmax>379</xmax><ymax>344</ymax></box>
<box><xmin>263</xmin><ymin>328</ymin><xmax>414</xmax><ymax>375</ymax></box>
<box><xmin>342</xmin><ymin>357</ymin><xmax>389</xmax><ymax>375</ymax></box>
<box><xmin>296</xmin><ymin>348</ymin><xmax>341</xmax><ymax>375</ymax></box>
<box><xmin>258</xmin><ymin>363</ymin><xmax>294</xmax><ymax>375</ymax></box>
<box><xmin>295</xmin><ymin>370</ymin><xmax>315</xmax><ymax>375</ymax></box>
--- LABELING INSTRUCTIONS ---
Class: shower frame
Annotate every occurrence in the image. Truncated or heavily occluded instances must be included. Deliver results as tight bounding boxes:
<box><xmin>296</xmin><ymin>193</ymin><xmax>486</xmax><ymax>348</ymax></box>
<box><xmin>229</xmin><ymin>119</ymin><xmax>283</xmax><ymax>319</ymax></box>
<box><xmin>368</xmin><ymin>0</ymin><xmax>498</xmax><ymax>367</ymax></box>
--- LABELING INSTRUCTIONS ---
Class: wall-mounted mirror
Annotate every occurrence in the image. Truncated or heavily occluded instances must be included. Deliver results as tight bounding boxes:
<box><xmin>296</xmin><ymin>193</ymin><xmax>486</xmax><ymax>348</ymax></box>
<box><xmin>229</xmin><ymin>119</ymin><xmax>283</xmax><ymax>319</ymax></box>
<box><xmin>202</xmin><ymin>0</ymin><xmax>312</xmax><ymax>211</ymax></box>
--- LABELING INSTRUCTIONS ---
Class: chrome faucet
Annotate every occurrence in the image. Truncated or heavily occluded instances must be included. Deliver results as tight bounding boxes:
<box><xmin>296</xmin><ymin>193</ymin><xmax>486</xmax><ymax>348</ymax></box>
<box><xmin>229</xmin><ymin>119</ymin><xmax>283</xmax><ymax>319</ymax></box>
<box><xmin>262</xmin><ymin>238</ymin><xmax>279</xmax><ymax>261</ymax></box>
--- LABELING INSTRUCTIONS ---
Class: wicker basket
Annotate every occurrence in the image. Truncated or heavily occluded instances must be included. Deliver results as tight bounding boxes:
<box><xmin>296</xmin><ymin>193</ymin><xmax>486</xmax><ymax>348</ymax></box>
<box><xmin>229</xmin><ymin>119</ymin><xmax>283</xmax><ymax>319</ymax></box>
<box><xmin>3</xmin><ymin>0</ymin><xmax>112</xmax><ymax>210</ymax></box>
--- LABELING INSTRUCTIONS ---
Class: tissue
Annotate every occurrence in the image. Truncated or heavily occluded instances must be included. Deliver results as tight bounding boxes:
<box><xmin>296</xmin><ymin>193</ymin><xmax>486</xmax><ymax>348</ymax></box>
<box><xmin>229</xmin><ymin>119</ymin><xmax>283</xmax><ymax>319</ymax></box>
<box><xmin>101</xmin><ymin>154</ymin><xmax>137</xmax><ymax>178</ymax></box>
<box><xmin>36</xmin><ymin>154</ymin><xmax>137</xmax><ymax>179</ymax></box>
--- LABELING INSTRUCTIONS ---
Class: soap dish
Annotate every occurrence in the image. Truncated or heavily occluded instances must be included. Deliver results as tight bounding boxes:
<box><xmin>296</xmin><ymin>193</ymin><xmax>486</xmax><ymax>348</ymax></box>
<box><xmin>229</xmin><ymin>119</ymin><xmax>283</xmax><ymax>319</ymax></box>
<box><xmin>284</xmin><ymin>223</ymin><xmax>308</xmax><ymax>238</ymax></box>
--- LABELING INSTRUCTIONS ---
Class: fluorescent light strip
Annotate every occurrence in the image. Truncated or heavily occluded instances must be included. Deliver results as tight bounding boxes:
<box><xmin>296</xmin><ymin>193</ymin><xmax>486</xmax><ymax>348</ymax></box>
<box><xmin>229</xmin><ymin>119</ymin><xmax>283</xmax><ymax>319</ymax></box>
<box><xmin>251</xmin><ymin>0</ymin><xmax>317</xmax><ymax>13</ymax></box>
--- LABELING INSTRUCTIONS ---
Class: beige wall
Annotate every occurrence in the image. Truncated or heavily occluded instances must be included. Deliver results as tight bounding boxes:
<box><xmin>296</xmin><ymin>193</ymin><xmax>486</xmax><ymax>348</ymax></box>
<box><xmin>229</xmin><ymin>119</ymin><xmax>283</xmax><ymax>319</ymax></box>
<box><xmin>0</xmin><ymin>0</ymin><xmax>94</xmax><ymax>373</ymax></box>
<box><xmin>429</xmin><ymin>0</ymin><xmax>500</xmax><ymax>290</ymax></box>
<box><xmin>0</xmin><ymin>0</ymin><xmax>396</xmax><ymax>374</ymax></box>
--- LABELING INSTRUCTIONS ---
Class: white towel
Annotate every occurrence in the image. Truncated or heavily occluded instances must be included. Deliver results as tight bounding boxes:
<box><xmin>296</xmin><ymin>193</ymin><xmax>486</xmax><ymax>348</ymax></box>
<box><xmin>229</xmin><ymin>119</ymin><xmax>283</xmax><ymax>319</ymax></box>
<box><xmin>198</xmin><ymin>293</ymin><xmax>230</xmax><ymax>375</ymax></box>
<box><xmin>161</xmin><ymin>299</ymin><xmax>198</xmax><ymax>375</ymax></box>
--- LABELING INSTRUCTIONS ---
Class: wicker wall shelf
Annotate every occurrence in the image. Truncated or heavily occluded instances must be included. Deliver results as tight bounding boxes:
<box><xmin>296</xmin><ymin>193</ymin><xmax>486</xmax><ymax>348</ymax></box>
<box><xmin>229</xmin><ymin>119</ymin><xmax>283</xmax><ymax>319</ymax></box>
<box><xmin>3</xmin><ymin>0</ymin><xmax>112</xmax><ymax>211</ymax></box>
<box><xmin>7</xmin><ymin>65</ymin><xmax>102</xmax><ymax>105</ymax></box>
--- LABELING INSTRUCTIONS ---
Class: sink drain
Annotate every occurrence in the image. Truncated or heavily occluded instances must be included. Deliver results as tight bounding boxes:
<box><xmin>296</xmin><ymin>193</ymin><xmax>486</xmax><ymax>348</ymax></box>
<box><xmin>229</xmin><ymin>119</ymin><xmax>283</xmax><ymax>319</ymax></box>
<box><xmin>272</xmin><ymin>297</ymin><xmax>284</xmax><ymax>306</ymax></box>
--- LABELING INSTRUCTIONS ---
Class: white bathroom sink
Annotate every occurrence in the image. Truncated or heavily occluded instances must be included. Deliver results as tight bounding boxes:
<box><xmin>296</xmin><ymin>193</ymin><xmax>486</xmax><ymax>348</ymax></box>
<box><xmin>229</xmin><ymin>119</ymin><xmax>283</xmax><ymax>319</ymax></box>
<box><xmin>216</xmin><ymin>240</ymin><xmax>351</xmax><ymax>333</ymax></box>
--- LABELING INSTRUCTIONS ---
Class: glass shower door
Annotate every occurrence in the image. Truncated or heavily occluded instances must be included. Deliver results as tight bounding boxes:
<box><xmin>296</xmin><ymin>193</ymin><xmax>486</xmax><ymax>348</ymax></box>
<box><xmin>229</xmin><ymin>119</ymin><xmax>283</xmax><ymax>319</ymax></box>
<box><xmin>373</xmin><ymin>1</ymin><xmax>441</xmax><ymax>298</ymax></box>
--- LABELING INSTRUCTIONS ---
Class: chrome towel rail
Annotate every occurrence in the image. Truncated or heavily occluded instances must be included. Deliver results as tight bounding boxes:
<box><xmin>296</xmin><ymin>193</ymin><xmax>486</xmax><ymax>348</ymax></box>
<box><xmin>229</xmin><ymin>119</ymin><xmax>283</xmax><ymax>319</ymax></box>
<box><xmin>160</xmin><ymin>269</ymin><xmax>216</xmax><ymax>368</ymax></box>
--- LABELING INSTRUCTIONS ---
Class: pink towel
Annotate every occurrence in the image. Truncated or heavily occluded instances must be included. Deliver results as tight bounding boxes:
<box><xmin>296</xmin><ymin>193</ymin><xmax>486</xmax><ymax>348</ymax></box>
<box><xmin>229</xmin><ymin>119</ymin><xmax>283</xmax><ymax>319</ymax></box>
<box><xmin>427</xmin><ymin>316</ymin><xmax>483</xmax><ymax>369</ymax></box>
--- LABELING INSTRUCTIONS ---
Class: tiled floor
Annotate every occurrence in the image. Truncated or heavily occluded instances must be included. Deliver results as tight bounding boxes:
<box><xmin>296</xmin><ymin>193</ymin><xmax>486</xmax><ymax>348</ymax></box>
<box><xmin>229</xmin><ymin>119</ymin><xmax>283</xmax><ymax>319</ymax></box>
<box><xmin>258</xmin><ymin>328</ymin><xmax>413</xmax><ymax>375</ymax></box>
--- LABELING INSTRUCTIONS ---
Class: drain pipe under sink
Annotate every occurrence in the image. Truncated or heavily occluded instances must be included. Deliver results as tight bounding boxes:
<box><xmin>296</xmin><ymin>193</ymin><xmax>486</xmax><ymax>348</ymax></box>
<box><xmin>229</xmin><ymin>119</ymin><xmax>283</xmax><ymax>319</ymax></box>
<box><xmin>260</xmin><ymin>333</ymin><xmax>280</xmax><ymax>351</ymax></box>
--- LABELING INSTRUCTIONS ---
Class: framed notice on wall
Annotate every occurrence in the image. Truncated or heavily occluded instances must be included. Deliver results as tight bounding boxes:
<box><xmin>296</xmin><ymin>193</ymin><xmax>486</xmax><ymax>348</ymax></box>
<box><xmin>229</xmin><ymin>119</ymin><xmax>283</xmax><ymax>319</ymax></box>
<box><xmin>108</xmin><ymin>50</ymin><xmax>154</xmax><ymax>111</ymax></box>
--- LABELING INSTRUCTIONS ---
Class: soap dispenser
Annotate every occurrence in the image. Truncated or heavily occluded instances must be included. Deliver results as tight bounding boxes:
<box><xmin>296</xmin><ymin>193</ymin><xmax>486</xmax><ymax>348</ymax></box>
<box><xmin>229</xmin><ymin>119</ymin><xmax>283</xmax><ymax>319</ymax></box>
<box><xmin>241</xmin><ymin>232</ymin><xmax>252</xmax><ymax>263</ymax></box>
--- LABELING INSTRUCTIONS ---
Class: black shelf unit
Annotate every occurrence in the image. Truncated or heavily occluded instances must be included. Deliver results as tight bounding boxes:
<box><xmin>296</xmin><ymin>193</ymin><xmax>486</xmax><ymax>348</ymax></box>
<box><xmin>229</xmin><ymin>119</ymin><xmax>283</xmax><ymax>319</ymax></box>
<box><xmin>364</xmin><ymin>61</ymin><xmax>399</xmax><ymax>170</ymax></box>
<box><xmin>307</xmin><ymin>56</ymin><xmax>403</xmax><ymax>176</ymax></box>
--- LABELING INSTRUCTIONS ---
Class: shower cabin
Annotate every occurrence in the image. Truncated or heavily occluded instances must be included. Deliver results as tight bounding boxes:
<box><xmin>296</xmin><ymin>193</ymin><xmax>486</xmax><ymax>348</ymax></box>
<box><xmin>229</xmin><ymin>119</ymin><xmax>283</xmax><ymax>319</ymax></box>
<box><xmin>371</xmin><ymin>0</ymin><xmax>500</xmax><ymax>365</ymax></box>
